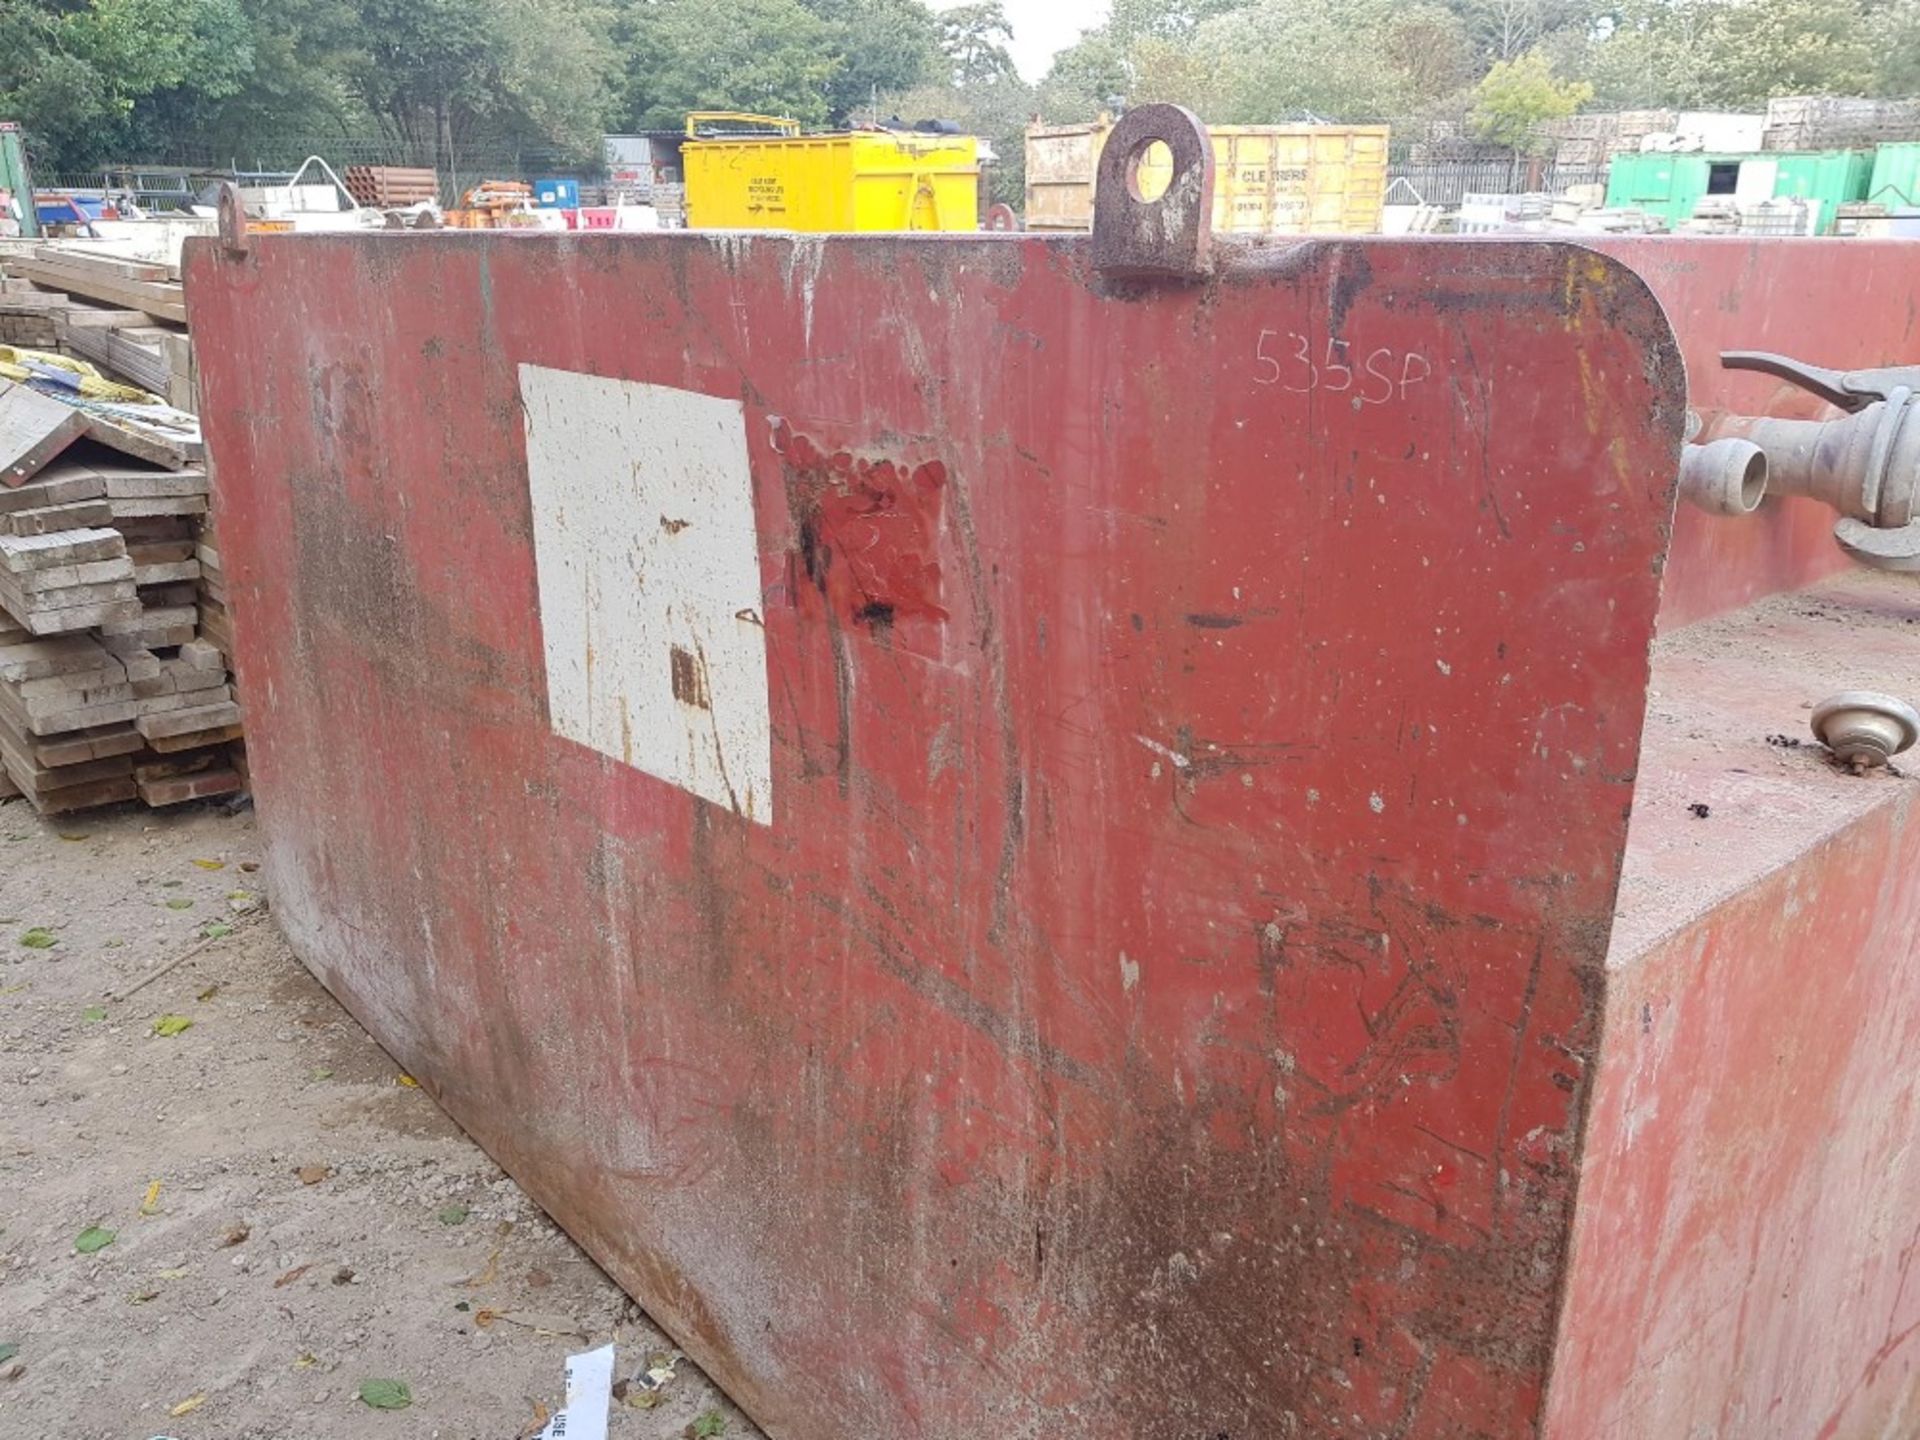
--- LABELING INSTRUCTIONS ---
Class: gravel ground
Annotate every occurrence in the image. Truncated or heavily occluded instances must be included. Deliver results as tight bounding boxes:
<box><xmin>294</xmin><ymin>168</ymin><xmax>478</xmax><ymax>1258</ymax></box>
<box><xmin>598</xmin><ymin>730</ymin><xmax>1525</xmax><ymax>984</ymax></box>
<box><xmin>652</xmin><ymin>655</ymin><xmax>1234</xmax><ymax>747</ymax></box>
<box><xmin>0</xmin><ymin>796</ymin><xmax>761</xmax><ymax>1440</ymax></box>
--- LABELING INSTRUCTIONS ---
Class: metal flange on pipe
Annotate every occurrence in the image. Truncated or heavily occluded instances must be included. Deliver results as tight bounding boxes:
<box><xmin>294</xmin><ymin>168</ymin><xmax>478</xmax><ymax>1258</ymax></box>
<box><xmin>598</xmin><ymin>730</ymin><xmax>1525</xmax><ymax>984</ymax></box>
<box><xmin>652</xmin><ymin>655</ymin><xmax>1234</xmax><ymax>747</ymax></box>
<box><xmin>1681</xmin><ymin>350</ymin><xmax>1920</xmax><ymax>571</ymax></box>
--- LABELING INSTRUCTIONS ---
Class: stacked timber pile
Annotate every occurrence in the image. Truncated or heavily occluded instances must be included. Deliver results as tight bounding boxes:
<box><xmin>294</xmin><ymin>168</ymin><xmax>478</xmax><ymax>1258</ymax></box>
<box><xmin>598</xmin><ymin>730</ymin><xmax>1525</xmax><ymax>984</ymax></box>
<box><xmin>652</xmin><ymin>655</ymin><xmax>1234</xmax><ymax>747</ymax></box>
<box><xmin>0</xmin><ymin>363</ymin><xmax>243</xmax><ymax>813</ymax></box>
<box><xmin>0</xmin><ymin>455</ymin><xmax>244</xmax><ymax>811</ymax></box>
<box><xmin>1538</xmin><ymin>111</ymin><xmax>1681</xmax><ymax>167</ymax></box>
<box><xmin>1764</xmin><ymin>96</ymin><xmax>1920</xmax><ymax>152</ymax></box>
<box><xmin>0</xmin><ymin>246</ymin><xmax>197</xmax><ymax>413</ymax></box>
<box><xmin>653</xmin><ymin>183</ymin><xmax>688</xmax><ymax>228</ymax></box>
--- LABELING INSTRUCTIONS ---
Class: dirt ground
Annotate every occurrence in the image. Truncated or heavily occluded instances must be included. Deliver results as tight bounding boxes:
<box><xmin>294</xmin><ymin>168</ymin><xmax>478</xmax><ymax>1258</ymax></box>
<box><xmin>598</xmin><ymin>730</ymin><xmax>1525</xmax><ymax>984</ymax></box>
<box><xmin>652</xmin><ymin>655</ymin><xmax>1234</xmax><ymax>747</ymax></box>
<box><xmin>0</xmin><ymin>797</ymin><xmax>763</xmax><ymax>1440</ymax></box>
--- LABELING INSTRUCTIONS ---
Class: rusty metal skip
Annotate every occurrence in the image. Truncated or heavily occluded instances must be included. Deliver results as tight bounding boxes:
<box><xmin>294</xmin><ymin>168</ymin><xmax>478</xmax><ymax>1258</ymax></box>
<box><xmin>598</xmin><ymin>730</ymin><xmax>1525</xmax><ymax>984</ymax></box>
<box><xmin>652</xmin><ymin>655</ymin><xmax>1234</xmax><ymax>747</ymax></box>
<box><xmin>184</xmin><ymin>106</ymin><xmax>1920</xmax><ymax>1440</ymax></box>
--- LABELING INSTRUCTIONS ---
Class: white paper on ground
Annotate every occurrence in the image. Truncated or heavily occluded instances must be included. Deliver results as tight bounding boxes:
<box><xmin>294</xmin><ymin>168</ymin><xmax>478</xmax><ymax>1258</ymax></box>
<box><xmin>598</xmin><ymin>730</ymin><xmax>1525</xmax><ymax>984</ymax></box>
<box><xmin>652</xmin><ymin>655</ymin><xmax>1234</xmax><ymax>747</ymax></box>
<box><xmin>537</xmin><ymin>1342</ymin><xmax>616</xmax><ymax>1440</ymax></box>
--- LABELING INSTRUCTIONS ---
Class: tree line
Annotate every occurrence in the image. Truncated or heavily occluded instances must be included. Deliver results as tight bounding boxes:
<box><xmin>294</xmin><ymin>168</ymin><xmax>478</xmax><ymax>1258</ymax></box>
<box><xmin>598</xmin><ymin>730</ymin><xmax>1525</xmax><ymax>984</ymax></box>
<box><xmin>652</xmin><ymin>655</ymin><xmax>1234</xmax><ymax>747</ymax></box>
<box><xmin>0</xmin><ymin>0</ymin><xmax>991</xmax><ymax>173</ymax></box>
<box><xmin>1041</xmin><ymin>0</ymin><xmax>1920</xmax><ymax>153</ymax></box>
<box><xmin>5</xmin><ymin>0</ymin><xmax>1920</xmax><ymax>186</ymax></box>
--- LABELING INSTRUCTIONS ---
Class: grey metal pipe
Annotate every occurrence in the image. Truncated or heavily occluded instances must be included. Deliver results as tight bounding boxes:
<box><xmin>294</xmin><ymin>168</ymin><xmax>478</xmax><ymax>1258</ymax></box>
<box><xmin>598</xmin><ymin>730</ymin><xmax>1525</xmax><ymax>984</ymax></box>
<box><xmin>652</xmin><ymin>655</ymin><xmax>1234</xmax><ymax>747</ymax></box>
<box><xmin>1713</xmin><ymin>390</ymin><xmax>1919</xmax><ymax>527</ymax></box>
<box><xmin>1679</xmin><ymin>437</ymin><xmax>1768</xmax><ymax>516</ymax></box>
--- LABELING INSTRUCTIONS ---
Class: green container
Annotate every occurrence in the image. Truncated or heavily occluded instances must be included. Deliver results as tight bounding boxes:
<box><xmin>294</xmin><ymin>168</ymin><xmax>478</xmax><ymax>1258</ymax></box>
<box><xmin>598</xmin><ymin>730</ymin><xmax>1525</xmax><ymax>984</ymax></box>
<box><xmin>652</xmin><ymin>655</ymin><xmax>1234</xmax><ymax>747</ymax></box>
<box><xmin>1604</xmin><ymin>153</ymin><xmax>1731</xmax><ymax>225</ymax></box>
<box><xmin>1768</xmin><ymin>151</ymin><xmax>1872</xmax><ymax>230</ymax></box>
<box><xmin>1604</xmin><ymin>149</ymin><xmax>1871</xmax><ymax>232</ymax></box>
<box><xmin>1869</xmin><ymin>143</ymin><xmax>1920</xmax><ymax>208</ymax></box>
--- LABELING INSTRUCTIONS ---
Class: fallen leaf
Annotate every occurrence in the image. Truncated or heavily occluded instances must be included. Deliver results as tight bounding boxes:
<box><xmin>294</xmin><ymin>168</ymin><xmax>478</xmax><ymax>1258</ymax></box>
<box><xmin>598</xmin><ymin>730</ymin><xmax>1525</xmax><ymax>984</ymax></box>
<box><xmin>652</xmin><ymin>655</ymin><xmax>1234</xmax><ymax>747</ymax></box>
<box><xmin>358</xmin><ymin>1378</ymin><xmax>413</xmax><ymax>1411</ymax></box>
<box><xmin>75</xmin><ymin>1226</ymin><xmax>115</xmax><ymax>1254</ymax></box>
<box><xmin>81</xmin><ymin>1006</ymin><xmax>106</xmax><ymax>1022</ymax></box>
<box><xmin>192</xmin><ymin>859</ymin><xmax>226</xmax><ymax>871</ymax></box>
<box><xmin>293</xmin><ymin>1353</ymin><xmax>317</xmax><ymax>1369</ymax></box>
<box><xmin>273</xmin><ymin>1264</ymin><xmax>312</xmax><ymax>1289</ymax></box>
<box><xmin>310</xmin><ymin>1067</ymin><xmax>334</xmax><ymax>1080</ymax></box>
<box><xmin>140</xmin><ymin>1180</ymin><xmax>162</xmax><ymax>1216</ymax></box>
<box><xmin>453</xmin><ymin>1301</ymin><xmax>471</xmax><ymax>1313</ymax></box>
<box><xmin>0</xmin><ymin>1345</ymin><xmax>16</xmax><ymax>1365</ymax></box>
<box><xmin>57</xmin><ymin>832</ymin><xmax>87</xmax><ymax>843</ymax></box>
<box><xmin>295</xmin><ymin>1164</ymin><xmax>331</xmax><ymax>1186</ymax></box>
<box><xmin>688</xmin><ymin>1409</ymin><xmax>729</xmax><ymax>1438</ymax></box>
<box><xmin>156</xmin><ymin>1267</ymin><xmax>190</xmax><ymax>1280</ymax></box>
<box><xmin>128</xmin><ymin>1288</ymin><xmax>160</xmax><ymax>1304</ymax></box>
<box><xmin>518</xmin><ymin>1401</ymin><xmax>551</xmax><ymax>1439</ymax></box>
<box><xmin>164</xmin><ymin>898</ymin><xmax>195</xmax><ymax>910</ymax></box>
<box><xmin>221</xmin><ymin>1223</ymin><xmax>250</xmax><ymax>1247</ymax></box>
<box><xmin>198</xmin><ymin>922</ymin><xmax>234</xmax><ymax>940</ymax></box>
<box><xmin>196</xmin><ymin>983</ymin><xmax>221</xmax><ymax>1002</ymax></box>
<box><xmin>436</xmin><ymin>1204</ymin><xmax>468</xmax><ymax>1227</ymax></box>
<box><xmin>626</xmin><ymin>1350</ymin><xmax>681</xmax><ymax>1406</ymax></box>
<box><xmin>526</xmin><ymin>1267</ymin><xmax>553</xmax><ymax>1290</ymax></box>
<box><xmin>169</xmin><ymin>1393</ymin><xmax>207</xmax><ymax>1417</ymax></box>
<box><xmin>18</xmin><ymin>929</ymin><xmax>55</xmax><ymax>949</ymax></box>
<box><xmin>161</xmin><ymin>879</ymin><xmax>183</xmax><ymax>888</ymax></box>
<box><xmin>152</xmin><ymin>1015</ymin><xmax>193</xmax><ymax>1037</ymax></box>
<box><xmin>395</xmin><ymin>1074</ymin><xmax>419</xmax><ymax>1088</ymax></box>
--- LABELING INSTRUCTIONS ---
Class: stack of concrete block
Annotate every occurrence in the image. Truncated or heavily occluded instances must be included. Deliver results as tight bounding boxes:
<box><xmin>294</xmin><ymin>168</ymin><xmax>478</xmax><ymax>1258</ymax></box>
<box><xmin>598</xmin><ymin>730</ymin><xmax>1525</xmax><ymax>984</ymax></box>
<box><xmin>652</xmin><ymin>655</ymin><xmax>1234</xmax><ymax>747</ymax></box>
<box><xmin>0</xmin><ymin>452</ymin><xmax>245</xmax><ymax>813</ymax></box>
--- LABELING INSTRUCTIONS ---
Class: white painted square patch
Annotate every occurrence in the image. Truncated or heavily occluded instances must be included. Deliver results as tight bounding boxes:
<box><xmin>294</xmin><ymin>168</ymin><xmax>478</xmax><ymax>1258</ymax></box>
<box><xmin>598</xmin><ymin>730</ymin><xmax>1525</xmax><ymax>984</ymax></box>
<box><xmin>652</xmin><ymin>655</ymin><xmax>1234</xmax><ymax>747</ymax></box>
<box><xmin>521</xmin><ymin>366</ymin><xmax>771</xmax><ymax>824</ymax></box>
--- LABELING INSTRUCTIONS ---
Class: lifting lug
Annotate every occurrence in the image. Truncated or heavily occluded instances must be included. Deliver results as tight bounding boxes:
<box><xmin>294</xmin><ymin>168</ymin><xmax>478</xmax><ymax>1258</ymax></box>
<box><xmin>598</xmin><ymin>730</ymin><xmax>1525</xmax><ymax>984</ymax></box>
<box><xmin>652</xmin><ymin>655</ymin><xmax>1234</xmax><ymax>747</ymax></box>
<box><xmin>1091</xmin><ymin>103</ymin><xmax>1216</xmax><ymax>281</ymax></box>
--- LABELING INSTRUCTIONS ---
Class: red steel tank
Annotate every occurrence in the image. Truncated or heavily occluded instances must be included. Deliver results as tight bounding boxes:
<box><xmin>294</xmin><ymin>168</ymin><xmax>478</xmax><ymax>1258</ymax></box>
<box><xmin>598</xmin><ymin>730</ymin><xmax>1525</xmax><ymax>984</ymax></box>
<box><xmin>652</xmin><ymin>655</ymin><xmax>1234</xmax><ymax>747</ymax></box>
<box><xmin>185</xmin><ymin>106</ymin><xmax>1920</xmax><ymax>1440</ymax></box>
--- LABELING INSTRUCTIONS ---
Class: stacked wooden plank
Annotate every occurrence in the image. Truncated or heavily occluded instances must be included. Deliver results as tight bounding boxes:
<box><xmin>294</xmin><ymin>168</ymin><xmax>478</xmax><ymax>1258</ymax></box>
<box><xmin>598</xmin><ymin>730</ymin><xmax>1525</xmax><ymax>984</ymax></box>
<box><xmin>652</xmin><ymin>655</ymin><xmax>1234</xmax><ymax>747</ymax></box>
<box><xmin>0</xmin><ymin>245</ymin><xmax>199</xmax><ymax>413</ymax></box>
<box><xmin>0</xmin><ymin>277</ymin><xmax>62</xmax><ymax>348</ymax></box>
<box><xmin>1</xmin><ymin>380</ymin><xmax>90</xmax><ymax>486</ymax></box>
<box><xmin>196</xmin><ymin>510</ymin><xmax>234</xmax><ymax>668</ymax></box>
<box><xmin>345</xmin><ymin>165</ymin><xmax>439</xmax><ymax>208</ymax></box>
<box><xmin>0</xmin><ymin>450</ymin><xmax>245</xmax><ymax>813</ymax></box>
<box><xmin>6</xmin><ymin>247</ymin><xmax>186</xmax><ymax>324</ymax></box>
<box><xmin>0</xmin><ymin>618</ymin><xmax>145</xmax><ymax>812</ymax></box>
<box><xmin>0</xmin><ymin>241</ymin><xmax>243</xmax><ymax>814</ymax></box>
<box><xmin>0</xmin><ymin>526</ymin><xmax>140</xmax><ymax>635</ymax></box>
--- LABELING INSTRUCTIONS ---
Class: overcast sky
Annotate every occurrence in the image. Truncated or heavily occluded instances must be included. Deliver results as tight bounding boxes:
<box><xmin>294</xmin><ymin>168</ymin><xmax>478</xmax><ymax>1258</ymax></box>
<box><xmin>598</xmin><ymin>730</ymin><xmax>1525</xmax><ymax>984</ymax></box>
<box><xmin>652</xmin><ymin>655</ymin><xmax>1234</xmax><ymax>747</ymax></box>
<box><xmin>934</xmin><ymin>0</ymin><xmax>1112</xmax><ymax>81</ymax></box>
